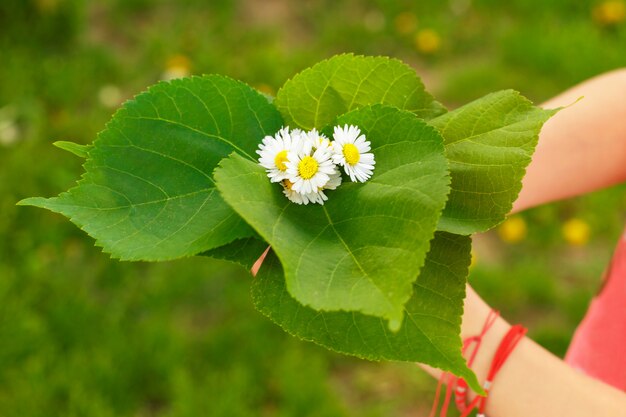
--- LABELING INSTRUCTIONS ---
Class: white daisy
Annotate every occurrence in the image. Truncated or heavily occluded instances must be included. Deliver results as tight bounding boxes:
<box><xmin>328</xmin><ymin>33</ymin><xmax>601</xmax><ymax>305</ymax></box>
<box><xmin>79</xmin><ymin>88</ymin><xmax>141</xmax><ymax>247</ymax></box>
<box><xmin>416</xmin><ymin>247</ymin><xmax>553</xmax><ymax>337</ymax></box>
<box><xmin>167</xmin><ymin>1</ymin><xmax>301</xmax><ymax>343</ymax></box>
<box><xmin>281</xmin><ymin>179</ymin><xmax>328</xmax><ymax>205</ymax></box>
<box><xmin>304</xmin><ymin>128</ymin><xmax>333</xmax><ymax>153</ymax></box>
<box><xmin>257</xmin><ymin>127</ymin><xmax>302</xmax><ymax>182</ymax></box>
<box><xmin>289</xmin><ymin>128</ymin><xmax>305</xmax><ymax>144</ymax></box>
<box><xmin>332</xmin><ymin>124</ymin><xmax>376</xmax><ymax>182</ymax></box>
<box><xmin>324</xmin><ymin>169</ymin><xmax>342</xmax><ymax>190</ymax></box>
<box><xmin>305</xmin><ymin>130</ymin><xmax>342</xmax><ymax>191</ymax></box>
<box><xmin>285</xmin><ymin>144</ymin><xmax>336</xmax><ymax>195</ymax></box>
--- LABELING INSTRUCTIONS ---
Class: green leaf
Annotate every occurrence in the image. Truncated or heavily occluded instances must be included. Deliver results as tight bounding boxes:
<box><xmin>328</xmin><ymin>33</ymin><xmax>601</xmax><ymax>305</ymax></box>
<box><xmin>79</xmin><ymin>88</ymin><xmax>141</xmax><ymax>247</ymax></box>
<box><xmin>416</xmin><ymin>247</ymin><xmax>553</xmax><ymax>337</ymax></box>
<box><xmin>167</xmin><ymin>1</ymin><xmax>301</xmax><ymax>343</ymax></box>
<box><xmin>203</xmin><ymin>237</ymin><xmax>269</xmax><ymax>271</ymax></box>
<box><xmin>53</xmin><ymin>141</ymin><xmax>92</xmax><ymax>158</ymax></box>
<box><xmin>19</xmin><ymin>75</ymin><xmax>283</xmax><ymax>261</ymax></box>
<box><xmin>215</xmin><ymin>105</ymin><xmax>450</xmax><ymax>326</ymax></box>
<box><xmin>251</xmin><ymin>232</ymin><xmax>480</xmax><ymax>391</ymax></box>
<box><xmin>274</xmin><ymin>54</ymin><xmax>446</xmax><ymax>131</ymax></box>
<box><xmin>430</xmin><ymin>90</ymin><xmax>558</xmax><ymax>234</ymax></box>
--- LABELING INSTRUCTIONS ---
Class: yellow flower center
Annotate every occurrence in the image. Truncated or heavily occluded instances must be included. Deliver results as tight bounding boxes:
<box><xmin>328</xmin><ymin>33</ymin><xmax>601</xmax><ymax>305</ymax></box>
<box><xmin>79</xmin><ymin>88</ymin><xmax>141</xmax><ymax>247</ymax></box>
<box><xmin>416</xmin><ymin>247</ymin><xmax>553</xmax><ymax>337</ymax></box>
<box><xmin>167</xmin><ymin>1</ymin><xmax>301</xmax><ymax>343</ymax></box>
<box><xmin>298</xmin><ymin>156</ymin><xmax>319</xmax><ymax>180</ymax></box>
<box><xmin>282</xmin><ymin>179</ymin><xmax>294</xmax><ymax>191</ymax></box>
<box><xmin>274</xmin><ymin>150</ymin><xmax>289</xmax><ymax>171</ymax></box>
<box><xmin>343</xmin><ymin>143</ymin><xmax>360</xmax><ymax>165</ymax></box>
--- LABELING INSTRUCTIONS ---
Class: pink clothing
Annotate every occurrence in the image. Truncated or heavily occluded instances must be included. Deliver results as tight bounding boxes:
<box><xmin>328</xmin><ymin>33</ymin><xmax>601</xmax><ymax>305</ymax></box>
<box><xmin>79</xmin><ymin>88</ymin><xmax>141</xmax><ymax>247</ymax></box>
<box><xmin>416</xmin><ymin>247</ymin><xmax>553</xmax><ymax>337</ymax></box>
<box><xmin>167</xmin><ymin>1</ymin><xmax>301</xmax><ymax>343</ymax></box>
<box><xmin>565</xmin><ymin>228</ymin><xmax>626</xmax><ymax>391</ymax></box>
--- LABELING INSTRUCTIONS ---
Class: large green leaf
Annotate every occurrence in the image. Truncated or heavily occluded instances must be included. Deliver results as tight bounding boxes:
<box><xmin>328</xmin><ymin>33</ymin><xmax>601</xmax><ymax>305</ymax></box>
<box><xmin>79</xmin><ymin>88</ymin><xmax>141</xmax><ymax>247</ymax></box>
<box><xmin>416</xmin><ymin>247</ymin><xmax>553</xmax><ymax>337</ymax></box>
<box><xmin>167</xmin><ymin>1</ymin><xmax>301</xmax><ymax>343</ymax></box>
<box><xmin>215</xmin><ymin>105</ymin><xmax>450</xmax><ymax>327</ymax></box>
<box><xmin>251</xmin><ymin>232</ymin><xmax>479</xmax><ymax>391</ymax></box>
<box><xmin>203</xmin><ymin>237</ymin><xmax>269</xmax><ymax>271</ymax></box>
<box><xmin>19</xmin><ymin>75</ymin><xmax>283</xmax><ymax>261</ymax></box>
<box><xmin>431</xmin><ymin>90</ymin><xmax>558</xmax><ymax>234</ymax></box>
<box><xmin>274</xmin><ymin>54</ymin><xmax>446</xmax><ymax>131</ymax></box>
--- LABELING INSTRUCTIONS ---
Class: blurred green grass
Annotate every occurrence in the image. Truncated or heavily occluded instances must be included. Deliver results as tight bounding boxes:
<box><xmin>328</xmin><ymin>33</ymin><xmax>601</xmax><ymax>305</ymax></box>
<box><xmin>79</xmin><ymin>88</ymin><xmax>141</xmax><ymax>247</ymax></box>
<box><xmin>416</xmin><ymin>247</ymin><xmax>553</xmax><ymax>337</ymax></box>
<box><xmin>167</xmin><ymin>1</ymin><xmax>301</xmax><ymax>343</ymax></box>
<box><xmin>1</xmin><ymin>0</ymin><xmax>625</xmax><ymax>416</ymax></box>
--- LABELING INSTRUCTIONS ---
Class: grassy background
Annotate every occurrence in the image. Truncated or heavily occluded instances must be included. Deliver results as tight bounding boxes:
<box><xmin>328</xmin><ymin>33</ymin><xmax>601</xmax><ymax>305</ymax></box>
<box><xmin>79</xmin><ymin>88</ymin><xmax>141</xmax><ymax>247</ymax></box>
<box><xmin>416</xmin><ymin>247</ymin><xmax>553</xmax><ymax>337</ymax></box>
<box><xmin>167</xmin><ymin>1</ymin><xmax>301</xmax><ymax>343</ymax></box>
<box><xmin>1</xmin><ymin>0</ymin><xmax>625</xmax><ymax>416</ymax></box>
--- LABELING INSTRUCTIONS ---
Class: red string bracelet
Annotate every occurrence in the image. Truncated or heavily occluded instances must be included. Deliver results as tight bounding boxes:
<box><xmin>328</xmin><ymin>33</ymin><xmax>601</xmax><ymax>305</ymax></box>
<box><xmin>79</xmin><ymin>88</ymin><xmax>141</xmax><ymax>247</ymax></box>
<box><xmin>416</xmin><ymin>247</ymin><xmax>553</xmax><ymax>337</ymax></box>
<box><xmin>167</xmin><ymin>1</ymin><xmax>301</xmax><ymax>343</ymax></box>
<box><xmin>466</xmin><ymin>324</ymin><xmax>528</xmax><ymax>417</ymax></box>
<box><xmin>429</xmin><ymin>312</ymin><xmax>528</xmax><ymax>417</ymax></box>
<box><xmin>454</xmin><ymin>310</ymin><xmax>500</xmax><ymax>412</ymax></box>
<box><xmin>429</xmin><ymin>310</ymin><xmax>499</xmax><ymax>417</ymax></box>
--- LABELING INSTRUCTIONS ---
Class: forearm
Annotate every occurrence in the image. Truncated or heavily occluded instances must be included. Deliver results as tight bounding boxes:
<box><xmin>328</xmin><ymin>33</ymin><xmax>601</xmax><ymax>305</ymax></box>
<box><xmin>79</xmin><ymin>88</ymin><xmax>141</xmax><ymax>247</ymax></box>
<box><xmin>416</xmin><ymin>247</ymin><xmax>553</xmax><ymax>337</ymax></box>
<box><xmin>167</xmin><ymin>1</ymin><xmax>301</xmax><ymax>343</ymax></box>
<box><xmin>512</xmin><ymin>68</ymin><xmax>626</xmax><ymax>213</ymax></box>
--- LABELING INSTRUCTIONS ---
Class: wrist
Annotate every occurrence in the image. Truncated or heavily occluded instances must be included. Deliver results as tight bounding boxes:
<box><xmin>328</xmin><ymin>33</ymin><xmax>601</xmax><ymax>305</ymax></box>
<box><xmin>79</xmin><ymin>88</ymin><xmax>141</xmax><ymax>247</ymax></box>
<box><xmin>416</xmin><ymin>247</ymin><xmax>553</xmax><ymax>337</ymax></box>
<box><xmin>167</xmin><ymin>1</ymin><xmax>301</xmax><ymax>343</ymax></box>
<box><xmin>465</xmin><ymin>317</ymin><xmax>511</xmax><ymax>401</ymax></box>
<box><xmin>460</xmin><ymin>286</ymin><xmax>512</xmax><ymax>399</ymax></box>
<box><xmin>427</xmin><ymin>286</ymin><xmax>528</xmax><ymax>416</ymax></box>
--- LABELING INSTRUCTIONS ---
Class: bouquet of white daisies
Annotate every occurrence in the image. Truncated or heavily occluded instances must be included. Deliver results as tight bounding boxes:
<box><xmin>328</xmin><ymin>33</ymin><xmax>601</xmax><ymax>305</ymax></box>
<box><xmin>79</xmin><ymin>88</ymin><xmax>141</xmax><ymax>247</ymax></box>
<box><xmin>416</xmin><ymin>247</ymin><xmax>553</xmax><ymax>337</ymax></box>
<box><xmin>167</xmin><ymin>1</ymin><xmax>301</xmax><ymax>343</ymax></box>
<box><xmin>21</xmin><ymin>54</ymin><xmax>556</xmax><ymax>390</ymax></box>
<box><xmin>257</xmin><ymin>125</ymin><xmax>375</xmax><ymax>205</ymax></box>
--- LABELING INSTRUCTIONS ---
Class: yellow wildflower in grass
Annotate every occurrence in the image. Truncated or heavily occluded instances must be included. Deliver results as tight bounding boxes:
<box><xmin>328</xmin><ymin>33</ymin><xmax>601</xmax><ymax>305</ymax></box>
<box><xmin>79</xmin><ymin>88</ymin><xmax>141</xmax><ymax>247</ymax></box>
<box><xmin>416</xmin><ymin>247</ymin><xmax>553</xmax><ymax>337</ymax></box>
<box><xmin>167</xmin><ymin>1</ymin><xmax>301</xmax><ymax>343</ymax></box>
<box><xmin>497</xmin><ymin>216</ymin><xmax>527</xmax><ymax>243</ymax></box>
<box><xmin>593</xmin><ymin>0</ymin><xmax>626</xmax><ymax>26</ymax></box>
<box><xmin>562</xmin><ymin>218</ymin><xmax>591</xmax><ymax>246</ymax></box>
<box><xmin>394</xmin><ymin>12</ymin><xmax>418</xmax><ymax>35</ymax></box>
<box><xmin>415</xmin><ymin>29</ymin><xmax>441</xmax><ymax>54</ymax></box>
<box><xmin>162</xmin><ymin>54</ymin><xmax>192</xmax><ymax>80</ymax></box>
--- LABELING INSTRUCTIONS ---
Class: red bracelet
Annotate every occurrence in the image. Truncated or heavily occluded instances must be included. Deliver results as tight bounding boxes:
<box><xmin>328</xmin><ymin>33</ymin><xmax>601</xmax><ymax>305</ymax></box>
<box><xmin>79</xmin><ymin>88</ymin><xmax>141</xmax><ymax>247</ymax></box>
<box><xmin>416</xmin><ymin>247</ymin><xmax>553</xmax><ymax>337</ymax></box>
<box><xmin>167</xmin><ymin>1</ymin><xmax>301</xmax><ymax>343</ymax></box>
<box><xmin>429</xmin><ymin>310</ymin><xmax>499</xmax><ymax>417</ymax></box>
<box><xmin>454</xmin><ymin>310</ymin><xmax>500</xmax><ymax>412</ymax></box>
<box><xmin>470</xmin><ymin>324</ymin><xmax>528</xmax><ymax>417</ymax></box>
<box><xmin>429</xmin><ymin>311</ymin><xmax>527</xmax><ymax>417</ymax></box>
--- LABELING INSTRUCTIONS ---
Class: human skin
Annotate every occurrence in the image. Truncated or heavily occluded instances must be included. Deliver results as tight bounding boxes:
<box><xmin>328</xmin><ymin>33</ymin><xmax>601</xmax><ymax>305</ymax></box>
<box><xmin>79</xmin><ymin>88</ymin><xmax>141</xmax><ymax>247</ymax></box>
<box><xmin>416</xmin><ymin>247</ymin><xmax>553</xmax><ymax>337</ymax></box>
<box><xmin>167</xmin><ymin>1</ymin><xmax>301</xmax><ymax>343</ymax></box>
<box><xmin>513</xmin><ymin>68</ymin><xmax>626</xmax><ymax>213</ymax></box>
<box><xmin>423</xmin><ymin>69</ymin><xmax>626</xmax><ymax>416</ymax></box>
